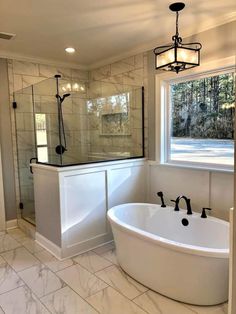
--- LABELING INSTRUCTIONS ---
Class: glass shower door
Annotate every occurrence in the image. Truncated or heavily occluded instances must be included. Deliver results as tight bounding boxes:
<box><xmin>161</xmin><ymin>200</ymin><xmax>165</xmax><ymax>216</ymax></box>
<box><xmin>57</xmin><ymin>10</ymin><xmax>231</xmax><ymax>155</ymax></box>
<box><xmin>14</xmin><ymin>85</ymin><xmax>37</xmax><ymax>224</ymax></box>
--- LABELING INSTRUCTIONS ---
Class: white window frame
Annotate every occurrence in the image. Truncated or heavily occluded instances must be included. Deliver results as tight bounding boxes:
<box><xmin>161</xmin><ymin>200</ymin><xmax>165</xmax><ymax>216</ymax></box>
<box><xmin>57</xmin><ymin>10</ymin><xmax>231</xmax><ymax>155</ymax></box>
<box><xmin>35</xmin><ymin>113</ymin><xmax>49</xmax><ymax>163</ymax></box>
<box><xmin>155</xmin><ymin>58</ymin><xmax>235</xmax><ymax>172</ymax></box>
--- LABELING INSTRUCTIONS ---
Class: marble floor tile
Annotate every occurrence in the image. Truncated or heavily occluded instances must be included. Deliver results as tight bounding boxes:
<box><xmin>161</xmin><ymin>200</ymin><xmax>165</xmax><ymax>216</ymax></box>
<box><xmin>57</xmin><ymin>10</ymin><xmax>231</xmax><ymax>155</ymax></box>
<box><xmin>0</xmin><ymin>229</ymin><xmax>229</xmax><ymax>314</ymax></box>
<box><xmin>133</xmin><ymin>290</ymin><xmax>227</xmax><ymax>314</ymax></box>
<box><xmin>41</xmin><ymin>286</ymin><xmax>98</xmax><ymax>314</ymax></box>
<box><xmin>35</xmin><ymin>249</ymin><xmax>74</xmax><ymax>272</ymax></box>
<box><xmin>222</xmin><ymin>303</ymin><xmax>228</xmax><ymax>313</ymax></box>
<box><xmin>18</xmin><ymin>263</ymin><xmax>64</xmax><ymax>298</ymax></box>
<box><xmin>73</xmin><ymin>251</ymin><xmax>112</xmax><ymax>273</ymax></box>
<box><xmin>86</xmin><ymin>286</ymin><xmax>147</xmax><ymax>314</ymax></box>
<box><xmin>93</xmin><ymin>242</ymin><xmax>115</xmax><ymax>255</ymax></box>
<box><xmin>0</xmin><ymin>234</ymin><xmax>22</xmax><ymax>253</ymax></box>
<box><xmin>1</xmin><ymin>247</ymin><xmax>39</xmax><ymax>272</ymax></box>
<box><xmin>0</xmin><ymin>262</ymin><xmax>24</xmax><ymax>294</ymax></box>
<box><xmin>186</xmin><ymin>302</ymin><xmax>228</xmax><ymax>313</ymax></box>
<box><xmin>0</xmin><ymin>256</ymin><xmax>5</xmax><ymax>265</ymax></box>
<box><xmin>7</xmin><ymin>228</ymin><xmax>26</xmax><ymax>241</ymax></box>
<box><xmin>95</xmin><ymin>265</ymin><xmax>148</xmax><ymax>300</ymax></box>
<box><xmin>101</xmin><ymin>248</ymin><xmax>119</xmax><ymax>265</ymax></box>
<box><xmin>0</xmin><ymin>285</ymin><xmax>50</xmax><ymax>314</ymax></box>
<box><xmin>21</xmin><ymin>238</ymin><xmax>44</xmax><ymax>254</ymax></box>
<box><xmin>57</xmin><ymin>264</ymin><xmax>107</xmax><ymax>298</ymax></box>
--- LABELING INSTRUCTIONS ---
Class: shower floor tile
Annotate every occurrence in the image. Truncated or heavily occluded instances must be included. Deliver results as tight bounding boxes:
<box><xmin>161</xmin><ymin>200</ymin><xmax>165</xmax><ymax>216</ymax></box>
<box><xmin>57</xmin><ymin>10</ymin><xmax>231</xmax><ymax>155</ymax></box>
<box><xmin>0</xmin><ymin>228</ymin><xmax>228</xmax><ymax>314</ymax></box>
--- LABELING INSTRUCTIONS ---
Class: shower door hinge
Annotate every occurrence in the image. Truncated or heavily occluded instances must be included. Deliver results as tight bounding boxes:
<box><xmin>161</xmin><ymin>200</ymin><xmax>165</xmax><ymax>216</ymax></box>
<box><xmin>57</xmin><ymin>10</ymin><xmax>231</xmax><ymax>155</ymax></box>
<box><xmin>12</xmin><ymin>101</ymin><xmax>17</xmax><ymax>109</ymax></box>
<box><xmin>19</xmin><ymin>202</ymin><xmax>24</xmax><ymax>210</ymax></box>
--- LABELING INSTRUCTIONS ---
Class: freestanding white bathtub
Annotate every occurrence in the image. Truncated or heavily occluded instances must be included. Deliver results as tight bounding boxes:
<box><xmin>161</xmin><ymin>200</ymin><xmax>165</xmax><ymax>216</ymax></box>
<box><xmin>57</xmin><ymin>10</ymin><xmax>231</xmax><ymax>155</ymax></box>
<box><xmin>107</xmin><ymin>203</ymin><xmax>229</xmax><ymax>305</ymax></box>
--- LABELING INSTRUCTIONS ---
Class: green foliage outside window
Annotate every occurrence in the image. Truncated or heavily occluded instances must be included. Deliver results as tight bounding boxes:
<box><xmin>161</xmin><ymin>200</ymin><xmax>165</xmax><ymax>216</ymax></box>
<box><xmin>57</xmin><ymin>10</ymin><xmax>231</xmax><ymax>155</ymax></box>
<box><xmin>171</xmin><ymin>72</ymin><xmax>235</xmax><ymax>139</ymax></box>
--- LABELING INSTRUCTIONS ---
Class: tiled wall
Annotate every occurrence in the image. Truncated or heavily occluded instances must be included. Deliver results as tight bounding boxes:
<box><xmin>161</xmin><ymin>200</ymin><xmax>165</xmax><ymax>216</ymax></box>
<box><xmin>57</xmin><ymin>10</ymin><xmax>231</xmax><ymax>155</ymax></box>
<box><xmin>86</xmin><ymin>83</ymin><xmax>143</xmax><ymax>159</ymax></box>
<box><xmin>89</xmin><ymin>53</ymin><xmax>148</xmax><ymax>157</ymax></box>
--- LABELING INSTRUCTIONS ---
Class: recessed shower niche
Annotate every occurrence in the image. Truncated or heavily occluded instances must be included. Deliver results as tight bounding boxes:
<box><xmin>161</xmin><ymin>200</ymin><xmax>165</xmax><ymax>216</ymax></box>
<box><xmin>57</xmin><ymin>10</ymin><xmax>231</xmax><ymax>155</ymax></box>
<box><xmin>13</xmin><ymin>75</ymin><xmax>144</xmax><ymax>225</ymax></box>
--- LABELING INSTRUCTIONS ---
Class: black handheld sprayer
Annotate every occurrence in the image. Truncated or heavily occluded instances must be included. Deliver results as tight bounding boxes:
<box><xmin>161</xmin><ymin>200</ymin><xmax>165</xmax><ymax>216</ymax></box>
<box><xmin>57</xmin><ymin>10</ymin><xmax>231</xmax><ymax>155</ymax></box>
<box><xmin>54</xmin><ymin>75</ymin><xmax>71</xmax><ymax>155</ymax></box>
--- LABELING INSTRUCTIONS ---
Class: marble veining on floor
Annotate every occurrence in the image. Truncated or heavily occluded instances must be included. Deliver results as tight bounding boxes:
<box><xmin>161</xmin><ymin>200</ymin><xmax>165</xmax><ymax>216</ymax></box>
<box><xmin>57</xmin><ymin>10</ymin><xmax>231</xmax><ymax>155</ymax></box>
<box><xmin>0</xmin><ymin>228</ymin><xmax>228</xmax><ymax>314</ymax></box>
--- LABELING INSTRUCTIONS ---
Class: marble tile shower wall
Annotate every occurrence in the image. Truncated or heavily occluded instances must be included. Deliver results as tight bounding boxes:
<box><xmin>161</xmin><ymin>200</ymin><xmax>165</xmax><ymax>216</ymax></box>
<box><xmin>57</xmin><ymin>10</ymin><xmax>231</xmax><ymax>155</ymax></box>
<box><xmin>88</xmin><ymin>53</ymin><xmax>148</xmax><ymax>159</ymax></box>
<box><xmin>7</xmin><ymin>60</ymin><xmax>89</xmax><ymax>218</ymax></box>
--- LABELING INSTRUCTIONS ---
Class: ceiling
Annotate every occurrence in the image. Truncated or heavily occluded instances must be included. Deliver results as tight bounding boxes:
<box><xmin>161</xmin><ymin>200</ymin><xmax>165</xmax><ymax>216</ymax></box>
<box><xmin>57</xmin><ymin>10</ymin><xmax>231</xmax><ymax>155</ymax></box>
<box><xmin>0</xmin><ymin>0</ymin><xmax>235</xmax><ymax>69</ymax></box>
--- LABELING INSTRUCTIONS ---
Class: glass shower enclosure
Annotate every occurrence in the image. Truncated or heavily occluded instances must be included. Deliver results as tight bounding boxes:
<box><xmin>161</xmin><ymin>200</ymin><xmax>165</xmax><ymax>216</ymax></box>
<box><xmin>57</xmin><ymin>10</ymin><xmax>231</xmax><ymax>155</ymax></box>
<box><xmin>14</xmin><ymin>75</ymin><xmax>144</xmax><ymax>224</ymax></box>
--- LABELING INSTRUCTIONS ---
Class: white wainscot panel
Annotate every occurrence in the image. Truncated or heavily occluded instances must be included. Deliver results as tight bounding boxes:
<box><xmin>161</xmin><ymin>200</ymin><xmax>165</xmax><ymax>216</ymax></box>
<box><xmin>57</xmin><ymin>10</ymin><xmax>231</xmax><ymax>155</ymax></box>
<box><xmin>148</xmin><ymin>165</ymin><xmax>210</xmax><ymax>213</ymax></box>
<box><xmin>210</xmin><ymin>172</ymin><xmax>234</xmax><ymax>221</ymax></box>
<box><xmin>61</xmin><ymin>171</ymin><xmax>108</xmax><ymax>253</ymax></box>
<box><xmin>32</xmin><ymin>159</ymin><xmax>146</xmax><ymax>258</ymax></box>
<box><xmin>34</xmin><ymin>169</ymin><xmax>61</xmax><ymax>247</ymax></box>
<box><xmin>107</xmin><ymin>164</ymin><xmax>147</xmax><ymax>209</ymax></box>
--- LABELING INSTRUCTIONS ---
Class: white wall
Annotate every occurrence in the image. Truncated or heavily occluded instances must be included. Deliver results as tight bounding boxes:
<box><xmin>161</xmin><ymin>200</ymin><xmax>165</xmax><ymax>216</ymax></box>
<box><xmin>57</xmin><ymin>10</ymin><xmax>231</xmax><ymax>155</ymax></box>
<box><xmin>147</xmin><ymin>22</ymin><xmax>236</xmax><ymax>222</ymax></box>
<box><xmin>148</xmin><ymin>163</ymin><xmax>233</xmax><ymax>221</ymax></box>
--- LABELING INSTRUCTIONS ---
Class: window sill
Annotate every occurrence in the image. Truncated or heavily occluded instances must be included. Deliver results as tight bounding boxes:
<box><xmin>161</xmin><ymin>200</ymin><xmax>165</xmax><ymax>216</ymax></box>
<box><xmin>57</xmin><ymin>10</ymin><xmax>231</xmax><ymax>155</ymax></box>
<box><xmin>148</xmin><ymin>160</ymin><xmax>234</xmax><ymax>174</ymax></box>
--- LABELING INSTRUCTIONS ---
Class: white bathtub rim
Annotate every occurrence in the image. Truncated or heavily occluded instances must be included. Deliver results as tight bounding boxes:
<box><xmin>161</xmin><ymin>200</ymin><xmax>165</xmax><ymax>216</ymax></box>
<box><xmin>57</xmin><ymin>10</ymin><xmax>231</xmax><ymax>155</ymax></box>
<box><xmin>108</xmin><ymin>203</ymin><xmax>229</xmax><ymax>258</ymax></box>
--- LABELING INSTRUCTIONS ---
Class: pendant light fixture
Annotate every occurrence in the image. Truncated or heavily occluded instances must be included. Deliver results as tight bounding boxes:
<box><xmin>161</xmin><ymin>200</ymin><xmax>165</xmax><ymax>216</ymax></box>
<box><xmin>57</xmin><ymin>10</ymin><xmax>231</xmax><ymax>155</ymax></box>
<box><xmin>153</xmin><ymin>2</ymin><xmax>202</xmax><ymax>74</ymax></box>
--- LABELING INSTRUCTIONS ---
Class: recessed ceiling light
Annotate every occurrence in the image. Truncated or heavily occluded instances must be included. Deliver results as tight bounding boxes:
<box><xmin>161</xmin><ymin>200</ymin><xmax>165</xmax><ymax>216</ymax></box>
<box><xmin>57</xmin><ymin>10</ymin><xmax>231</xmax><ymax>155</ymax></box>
<box><xmin>65</xmin><ymin>47</ymin><xmax>75</xmax><ymax>54</ymax></box>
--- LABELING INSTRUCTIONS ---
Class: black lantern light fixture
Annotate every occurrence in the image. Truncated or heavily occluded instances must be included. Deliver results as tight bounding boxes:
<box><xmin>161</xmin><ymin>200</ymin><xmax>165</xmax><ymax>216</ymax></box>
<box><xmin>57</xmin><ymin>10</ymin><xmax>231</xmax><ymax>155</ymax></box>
<box><xmin>153</xmin><ymin>2</ymin><xmax>202</xmax><ymax>74</ymax></box>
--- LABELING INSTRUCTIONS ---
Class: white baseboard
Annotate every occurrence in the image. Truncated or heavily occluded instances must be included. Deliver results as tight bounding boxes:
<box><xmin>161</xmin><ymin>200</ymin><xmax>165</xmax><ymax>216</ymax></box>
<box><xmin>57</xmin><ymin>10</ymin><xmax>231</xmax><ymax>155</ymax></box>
<box><xmin>61</xmin><ymin>232</ymin><xmax>113</xmax><ymax>259</ymax></box>
<box><xmin>35</xmin><ymin>232</ymin><xmax>62</xmax><ymax>260</ymax></box>
<box><xmin>6</xmin><ymin>219</ymin><xmax>17</xmax><ymax>230</ymax></box>
<box><xmin>36</xmin><ymin>231</ymin><xmax>113</xmax><ymax>260</ymax></box>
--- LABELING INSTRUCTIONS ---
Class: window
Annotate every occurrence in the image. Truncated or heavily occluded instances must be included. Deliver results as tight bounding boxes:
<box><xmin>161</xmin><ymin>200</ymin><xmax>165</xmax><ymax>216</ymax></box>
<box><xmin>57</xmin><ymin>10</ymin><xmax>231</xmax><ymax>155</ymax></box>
<box><xmin>166</xmin><ymin>70</ymin><xmax>235</xmax><ymax>168</ymax></box>
<box><xmin>35</xmin><ymin>114</ymin><xmax>48</xmax><ymax>162</ymax></box>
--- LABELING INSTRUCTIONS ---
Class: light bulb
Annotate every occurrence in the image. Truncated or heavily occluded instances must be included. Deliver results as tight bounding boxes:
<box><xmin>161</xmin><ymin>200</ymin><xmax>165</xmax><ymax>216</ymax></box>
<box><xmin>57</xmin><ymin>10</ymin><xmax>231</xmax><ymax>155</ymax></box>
<box><xmin>66</xmin><ymin>83</ymin><xmax>71</xmax><ymax>91</ymax></box>
<box><xmin>65</xmin><ymin>47</ymin><xmax>75</xmax><ymax>53</ymax></box>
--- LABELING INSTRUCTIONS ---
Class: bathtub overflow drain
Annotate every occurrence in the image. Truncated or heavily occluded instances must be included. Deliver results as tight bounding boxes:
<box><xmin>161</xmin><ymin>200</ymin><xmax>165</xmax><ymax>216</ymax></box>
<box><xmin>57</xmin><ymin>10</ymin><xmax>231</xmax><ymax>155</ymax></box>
<box><xmin>182</xmin><ymin>218</ymin><xmax>189</xmax><ymax>226</ymax></box>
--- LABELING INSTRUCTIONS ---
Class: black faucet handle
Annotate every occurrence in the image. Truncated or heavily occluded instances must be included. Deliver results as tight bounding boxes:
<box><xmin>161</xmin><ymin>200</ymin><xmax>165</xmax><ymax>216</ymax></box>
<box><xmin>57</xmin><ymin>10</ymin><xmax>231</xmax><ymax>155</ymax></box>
<box><xmin>171</xmin><ymin>199</ymin><xmax>179</xmax><ymax>211</ymax></box>
<box><xmin>201</xmin><ymin>207</ymin><xmax>212</xmax><ymax>218</ymax></box>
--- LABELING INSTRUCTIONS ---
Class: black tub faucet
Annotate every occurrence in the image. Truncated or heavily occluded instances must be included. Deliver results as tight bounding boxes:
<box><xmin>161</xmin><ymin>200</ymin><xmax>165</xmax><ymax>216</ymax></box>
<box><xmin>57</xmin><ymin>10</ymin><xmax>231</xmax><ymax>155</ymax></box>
<box><xmin>171</xmin><ymin>198</ymin><xmax>180</xmax><ymax>211</ymax></box>
<box><xmin>201</xmin><ymin>207</ymin><xmax>211</xmax><ymax>218</ymax></box>
<box><xmin>172</xmin><ymin>195</ymin><xmax>192</xmax><ymax>215</ymax></box>
<box><xmin>157</xmin><ymin>191</ymin><xmax>166</xmax><ymax>207</ymax></box>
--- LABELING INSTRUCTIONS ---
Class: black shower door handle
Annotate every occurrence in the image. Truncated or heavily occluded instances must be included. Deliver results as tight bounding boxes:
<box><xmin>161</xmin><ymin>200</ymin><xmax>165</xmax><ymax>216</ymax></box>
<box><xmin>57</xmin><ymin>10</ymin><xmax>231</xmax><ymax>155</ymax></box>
<box><xmin>30</xmin><ymin>157</ymin><xmax>38</xmax><ymax>174</ymax></box>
